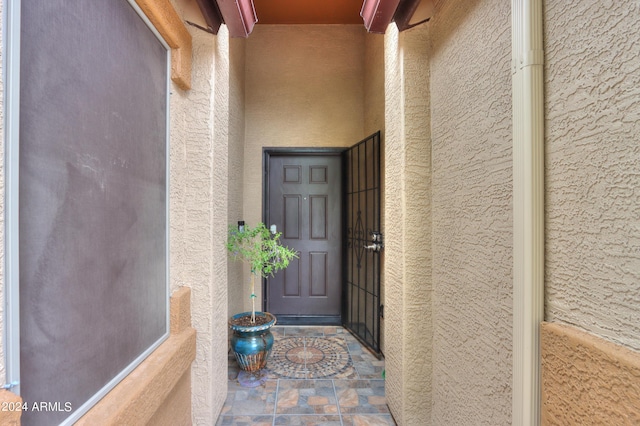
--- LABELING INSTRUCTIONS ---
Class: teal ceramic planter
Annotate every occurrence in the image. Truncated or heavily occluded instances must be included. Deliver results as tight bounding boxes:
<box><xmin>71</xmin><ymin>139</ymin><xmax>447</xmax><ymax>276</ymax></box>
<box><xmin>229</xmin><ymin>311</ymin><xmax>277</xmax><ymax>372</ymax></box>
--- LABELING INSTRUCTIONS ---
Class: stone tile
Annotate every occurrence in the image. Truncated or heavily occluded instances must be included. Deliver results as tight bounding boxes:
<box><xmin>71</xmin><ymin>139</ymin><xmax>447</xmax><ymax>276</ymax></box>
<box><xmin>276</xmin><ymin>380</ymin><xmax>338</xmax><ymax>415</ymax></box>
<box><xmin>338</xmin><ymin>388</ymin><xmax>360</xmax><ymax>408</ymax></box>
<box><xmin>228</xmin><ymin>360</ymin><xmax>241</xmax><ymax>380</ymax></box>
<box><xmin>221</xmin><ymin>380</ymin><xmax>277</xmax><ymax>415</ymax></box>
<box><xmin>310</xmin><ymin>336</ymin><xmax>349</xmax><ymax>354</ymax></box>
<box><xmin>307</xmin><ymin>395</ymin><xmax>330</xmax><ymax>405</ymax></box>
<box><xmin>334</xmin><ymin>380</ymin><xmax>388</xmax><ymax>414</ymax></box>
<box><xmin>368</xmin><ymin>395</ymin><xmax>386</xmax><ymax>405</ymax></box>
<box><xmin>267</xmin><ymin>368</ymin><xmax>309</xmax><ymax>380</ymax></box>
<box><xmin>318</xmin><ymin>364</ymin><xmax>358</xmax><ymax>380</ymax></box>
<box><xmin>277</xmin><ymin>388</ymin><xmax>300</xmax><ymax>409</ymax></box>
<box><xmin>219</xmin><ymin>327</ymin><xmax>391</xmax><ymax>425</ymax></box>
<box><xmin>271</xmin><ymin>326</ymin><xmax>286</xmax><ymax>338</ymax></box>
<box><xmin>216</xmin><ymin>415</ymin><xmax>274</xmax><ymax>426</ymax></box>
<box><xmin>352</xmin><ymin>360</ymin><xmax>385</xmax><ymax>379</ymax></box>
<box><xmin>351</xmin><ymin>351</ymin><xmax>380</xmax><ymax>362</ymax></box>
<box><xmin>281</xmin><ymin>326</ymin><xmax>326</xmax><ymax>337</ymax></box>
<box><xmin>321</xmin><ymin>326</ymin><xmax>340</xmax><ymax>336</ymax></box>
<box><xmin>274</xmin><ymin>414</ymin><xmax>342</xmax><ymax>425</ymax></box>
<box><xmin>267</xmin><ymin>367</ymin><xmax>308</xmax><ymax>380</ymax></box>
<box><xmin>342</xmin><ymin>414</ymin><xmax>397</xmax><ymax>426</ymax></box>
<box><xmin>347</xmin><ymin>340</ymin><xmax>365</xmax><ymax>354</ymax></box>
<box><xmin>352</xmin><ymin>361</ymin><xmax>374</xmax><ymax>376</ymax></box>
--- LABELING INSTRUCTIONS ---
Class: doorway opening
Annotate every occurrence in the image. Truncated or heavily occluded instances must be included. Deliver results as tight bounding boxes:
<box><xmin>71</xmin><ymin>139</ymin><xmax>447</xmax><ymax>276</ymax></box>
<box><xmin>263</xmin><ymin>131</ymin><xmax>382</xmax><ymax>355</ymax></box>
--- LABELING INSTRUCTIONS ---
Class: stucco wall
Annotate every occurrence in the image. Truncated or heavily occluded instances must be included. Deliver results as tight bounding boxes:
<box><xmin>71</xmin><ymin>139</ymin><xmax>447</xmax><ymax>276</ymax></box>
<box><xmin>169</xmin><ymin>22</ymin><xmax>229</xmax><ymax>423</ymax></box>
<box><xmin>243</xmin><ymin>25</ymin><xmax>366</xmax><ymax>307</ymax></box>
<box><xmin>541</xmin><ymin>322</ymin><xmax>640</xmax><ymax>425</ymax></box>
<box><xmin>227</xmin><ymin>38</ymin><xmax>246</xmax><ymax>316</ymax></box>
<box><xmin>430</xmin><ymin>0</ymin><xmax>513</xmax><ymax>423</ymax></box>
<box><xmin>541</xmin><ymin>3</ymin><xmax>640</xmax><ymax>422</ymax></box>
<box><xmin>364</xmin><ymin>33</ymin><xmax>385</xmax><ymax>137</ymax></box>
<box><xmin>383</xmin><ymin>23</ymin><xmax>432</xmax><ymax>425</ymax></box>
<box><xmin>383</xmin><ymin>27</ymin><xmax>403</xmax><ymax>423</ymax></box>
<box><xmin>544</xmin><ymin>0</ymin><xmax>640</xmax><ymax>351</ymax></box>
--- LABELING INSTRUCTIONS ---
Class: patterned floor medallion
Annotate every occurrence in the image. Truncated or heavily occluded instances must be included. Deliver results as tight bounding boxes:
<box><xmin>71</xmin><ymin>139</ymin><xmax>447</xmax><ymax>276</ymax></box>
<box><xmin>268</xmin><ymin>336</ymin><xmax>357</xmax><ymax>379</ymax></box>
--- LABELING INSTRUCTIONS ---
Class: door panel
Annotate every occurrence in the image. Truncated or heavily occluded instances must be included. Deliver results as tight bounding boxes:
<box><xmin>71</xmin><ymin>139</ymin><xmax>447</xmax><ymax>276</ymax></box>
<box><xmin>344</xmin><ymin>132</ymin><xmax>382</xmax><ymax>356</ymax></box>
<box><xmin>267</xmin><ymin>154</ymin><xmax>342</xmax><ymax>320</ymax></box>
<box><xmin>310</xmin><ymin>195</ymin><xmax>328</xmax><ymax>239</ymax></box>
<box><xmin>309</xmin><ymin>252</ymin><xmax>328</xmax><ymax>296</ymax></box>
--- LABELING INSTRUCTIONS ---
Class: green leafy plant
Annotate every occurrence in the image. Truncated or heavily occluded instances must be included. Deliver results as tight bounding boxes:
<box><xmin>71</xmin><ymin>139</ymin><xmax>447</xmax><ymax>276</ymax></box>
<box><xmin>227</xmin><ymin>222</ymin><xmax>298</xmax><ymax>324</ymax></box>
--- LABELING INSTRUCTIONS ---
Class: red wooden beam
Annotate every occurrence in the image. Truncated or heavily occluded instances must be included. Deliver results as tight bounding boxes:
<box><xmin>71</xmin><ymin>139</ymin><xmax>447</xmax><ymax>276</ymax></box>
<box><xmin>360</xmin><ymin>0</ymin><xmax>401</xmax><ymax>34</ymax></box>
<box><xmin>216</xmin><ymin>0</ymin><xmax>258</xmax><ymax>38</ymax></box>
<box><xmin>393</xmin><ymin>0</ymin><xmax>432</xmax><ymax>31</ymax></box>
<box><xmin>194</xmin><ymin>0</ymin><xmax>224</xmax><ymax>34</ymax></box>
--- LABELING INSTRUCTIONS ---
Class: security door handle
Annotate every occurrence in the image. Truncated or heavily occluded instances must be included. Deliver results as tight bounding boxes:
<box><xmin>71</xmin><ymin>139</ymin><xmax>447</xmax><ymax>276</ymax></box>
<box><xmin>364</xmin><ymin>243</ymin><xmax>383</xmax><ymax>252</ymax></box>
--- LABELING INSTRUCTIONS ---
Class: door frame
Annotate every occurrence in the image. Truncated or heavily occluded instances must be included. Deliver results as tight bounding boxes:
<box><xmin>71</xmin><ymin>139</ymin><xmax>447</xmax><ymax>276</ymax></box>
<box><xmin>262</xmin><ymin>147</ymin><xmax>346</xmax><ymax>324</ymax></box>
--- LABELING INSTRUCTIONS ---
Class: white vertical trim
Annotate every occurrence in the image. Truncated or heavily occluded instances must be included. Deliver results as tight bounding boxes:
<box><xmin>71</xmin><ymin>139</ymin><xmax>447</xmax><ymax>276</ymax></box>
<box><xmin>512</xmin><ymin>0</ymin><xmax>544</xmax><ymax>425</ymax></box>
<box><xmin>127</xmin><ymin>0</ymin><xmax>173</xmax><ymax>345</ymax></box>
<box><xmin>4</xmin><ymin>0</ymin><xmax>22</xmax><ymax>395</ymax></box>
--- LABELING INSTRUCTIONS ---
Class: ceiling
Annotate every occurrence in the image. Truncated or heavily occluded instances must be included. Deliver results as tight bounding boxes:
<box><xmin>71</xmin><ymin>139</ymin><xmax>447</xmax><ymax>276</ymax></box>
<box><xmin>252</xmin><ymin>0</ymin><xmax>365</xmax><ymax>25</ymax></box>
<box><xmin>184</xmin><ymin>0</ymin><xmax>432</xmax><ymax>37</ymax></box>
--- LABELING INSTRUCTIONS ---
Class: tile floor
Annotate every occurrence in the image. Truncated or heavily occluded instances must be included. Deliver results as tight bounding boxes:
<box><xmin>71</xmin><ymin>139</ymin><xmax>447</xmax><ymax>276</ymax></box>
<box><xmin>217</xmin><ymin>326</ymin><xmax>396</xmax><ymax>426</ymax></box>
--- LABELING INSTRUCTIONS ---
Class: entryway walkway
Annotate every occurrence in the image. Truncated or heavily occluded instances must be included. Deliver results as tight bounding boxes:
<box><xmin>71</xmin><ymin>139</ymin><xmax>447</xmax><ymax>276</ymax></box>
<box><xmin>217</xmin><ymin>326</ymin><xmax>396</xmax><ymax>425</ymax></box>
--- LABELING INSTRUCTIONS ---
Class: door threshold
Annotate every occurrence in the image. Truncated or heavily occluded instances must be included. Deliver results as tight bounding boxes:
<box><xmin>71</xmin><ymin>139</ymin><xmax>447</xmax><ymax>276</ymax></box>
<box><xmin>274</xmin><ymin>315</ymin><xmax>341</xmax><ymax>326</ymax></box>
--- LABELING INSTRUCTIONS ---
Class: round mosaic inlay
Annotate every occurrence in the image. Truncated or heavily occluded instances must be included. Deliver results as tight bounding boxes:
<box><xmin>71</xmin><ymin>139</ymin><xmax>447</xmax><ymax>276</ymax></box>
<box><xmin>286</xmin><ymin>346</ymin><xmax>325</xmax><ymax>364</ymax></box>
<box><xmin>269</xmin><ymin>337</ymin><xmax>355</xmax><ymax>379</ymax></box>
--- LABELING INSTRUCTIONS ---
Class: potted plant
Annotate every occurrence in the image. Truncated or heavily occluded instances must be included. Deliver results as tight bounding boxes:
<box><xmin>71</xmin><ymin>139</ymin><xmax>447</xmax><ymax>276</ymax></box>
<box><xmin>226</xmin><ymin>221</ymin><xmax>298</xmax><ymax>386</ymax></box>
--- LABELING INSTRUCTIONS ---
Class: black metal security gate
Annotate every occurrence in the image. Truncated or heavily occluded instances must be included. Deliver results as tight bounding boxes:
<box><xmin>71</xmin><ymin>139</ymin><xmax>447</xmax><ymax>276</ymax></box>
<box><xmin>343</xmin><ymin>131</ymin><xmax>382</xmax><ymax>356</ymax></box>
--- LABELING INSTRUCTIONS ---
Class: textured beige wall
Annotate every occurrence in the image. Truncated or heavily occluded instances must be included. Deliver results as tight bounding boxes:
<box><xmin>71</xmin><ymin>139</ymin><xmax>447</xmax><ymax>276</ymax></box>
<box><xmin>541</xmin><ymin>3</ymin><xmax>640</xmax><ymax>422</ymax></box>
<box><xmin>383</xmin><ymin>24</ymin><xmax>432</xmax><ymax>425</ymax></box>
<box><xmin>227</xmin><ymin>38</ymin><xmax>246</xmax><ymax>317</ymax></box>
<box><xmin>541</xmin><ymin>322</ymin><xmax>640</xmax><ymax>425</ymax></box>
<box><xmin>0</xmin><ymin>390</ymin><xmax>21</xmax><ymax>425</ymax></box>
<box><xmin>430</xmin><ymin>0</ymin><xmax>513</xmax><ymax>424</ymax></box>
<box><xmin>168</xmin><ymin>0</ymin><xmax>189</xmax><ymax>295</ymax></box>
<box><xmin>383</xmin><ymin>26</ymin><xmax>404</xmax><ymax>424</ymax></box>
<box><xmin>364</xmin><ymin>34</ymin><xmax>385</xmax><ymax>137</ymax></box>
<box><xmin>243</xmin><ymin>25</ymin><xmax>366</xmax><ymax>307</ymax></box>
<box><xmin>169</xmin><ymin>22</ymin><xmax>229</xmax><ymax>423</ymax></box>
<box><xmin>544</xmin><ymin>0</ymin><xmax>640</xmax><ymax>351</ymax></box>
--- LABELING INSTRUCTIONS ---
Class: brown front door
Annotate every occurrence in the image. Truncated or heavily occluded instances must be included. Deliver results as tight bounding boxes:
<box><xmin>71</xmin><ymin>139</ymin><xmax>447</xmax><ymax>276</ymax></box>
<box><xmin>266</xmin><ymin>153</ymin><xmax>342</xmax><ymax>323</ymax></box>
